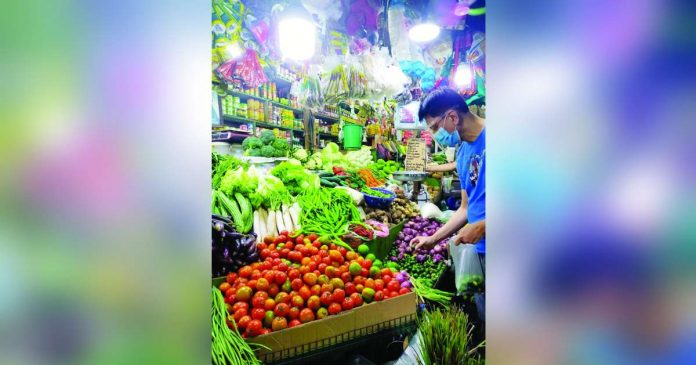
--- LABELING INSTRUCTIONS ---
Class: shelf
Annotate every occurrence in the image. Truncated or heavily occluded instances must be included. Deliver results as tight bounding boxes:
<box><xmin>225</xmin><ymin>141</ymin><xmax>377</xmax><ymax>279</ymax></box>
<box><xmin>318</xmin><ymin>133</ymin><xmax>339</xmax><ymax>139</ymax></box>
<box><xmin>222</xmin><ymin>114</ymin><xmax>257</xmax><ymax>125</ymax></box>
<box><xmin>256</xmin><ymin>122</ymin><xmax>304</xmax><ymax>133</ymax></box>
<box><xmin>270</xmin><ymin>100</ymin><xmax>304</xmax><ymax>114</ymax></box>
<box><xmin>313</xmin><ymin>112</ymin><xmax>340</xmax><ymax>123</ymax></box>
<box><xmin>227</xmin><ymin>90</ymin><xmax>269</xmax><ymax>103</ymax></box>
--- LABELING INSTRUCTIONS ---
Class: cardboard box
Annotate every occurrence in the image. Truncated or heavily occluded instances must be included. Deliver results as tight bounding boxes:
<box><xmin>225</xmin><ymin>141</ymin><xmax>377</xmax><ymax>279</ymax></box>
<box><xmin>246</xmin><ymin>291</ymin><xmax>417</xmax><ymax>362</ymax></box>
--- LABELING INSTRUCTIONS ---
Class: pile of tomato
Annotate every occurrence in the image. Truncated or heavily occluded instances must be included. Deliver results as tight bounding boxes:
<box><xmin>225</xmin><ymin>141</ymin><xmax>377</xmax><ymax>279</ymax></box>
<box><xmin>218</xmin><ymin>232</ymin><xmax>412</xmax><ymax>337</ymax></box>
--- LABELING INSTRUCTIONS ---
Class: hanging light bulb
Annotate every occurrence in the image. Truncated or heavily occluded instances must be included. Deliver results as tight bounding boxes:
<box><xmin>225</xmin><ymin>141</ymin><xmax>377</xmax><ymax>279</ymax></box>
<box><xmin>454</xmin><ymin>63</ymin><xmax>473</xmax><ymax>87</ymax></box>
<box><xmin>278</xmin><ymin>17</ymin><xmax>316</xmax><ymax>60</ymax></box>
<box><xmin>408</xmin><ymin>23</ymin><xmax>441</xmax><ymax>43</ymax></box>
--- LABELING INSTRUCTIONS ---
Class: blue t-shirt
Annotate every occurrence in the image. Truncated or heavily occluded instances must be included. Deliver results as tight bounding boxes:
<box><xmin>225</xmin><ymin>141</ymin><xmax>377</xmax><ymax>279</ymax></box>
<box><xmin>456</xmin><ymin>128</ymin><xmax>485</xmax><ymax>254</ymax></box>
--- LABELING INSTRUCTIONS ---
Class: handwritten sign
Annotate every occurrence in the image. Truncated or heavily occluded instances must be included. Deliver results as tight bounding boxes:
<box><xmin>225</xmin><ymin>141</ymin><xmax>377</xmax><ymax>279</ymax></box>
<box><xmin>404</xmin><ymin>138</ymin><xmax>426</xmax><ymax>171</ymax></box>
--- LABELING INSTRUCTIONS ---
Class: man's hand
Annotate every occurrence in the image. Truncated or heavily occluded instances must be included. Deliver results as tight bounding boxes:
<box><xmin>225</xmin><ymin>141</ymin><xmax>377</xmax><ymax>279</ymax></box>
<box><xmin>453</xmin><ymin>221</ymin><xmax>485</xmax><ymax>245</ymax></box>
<box><xmin>410</xmin><ymin>236</ymin><xmax>436</xmax><ymax>251</ymax></box>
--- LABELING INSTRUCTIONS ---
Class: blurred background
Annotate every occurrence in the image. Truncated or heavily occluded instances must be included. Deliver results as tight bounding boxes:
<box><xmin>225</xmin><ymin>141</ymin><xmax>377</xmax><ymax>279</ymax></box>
<box><xmin>0</xmin><ymin>0</ymin><xmax>694</xmax><ymax>364</ymax></box>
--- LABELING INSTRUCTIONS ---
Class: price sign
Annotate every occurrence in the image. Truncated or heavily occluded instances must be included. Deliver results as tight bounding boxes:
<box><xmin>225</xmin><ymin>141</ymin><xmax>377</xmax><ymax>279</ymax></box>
<box><xmin>404</xmin><ymin>138</ymin><xmax>427</xmax><ymax>171</ymax></box>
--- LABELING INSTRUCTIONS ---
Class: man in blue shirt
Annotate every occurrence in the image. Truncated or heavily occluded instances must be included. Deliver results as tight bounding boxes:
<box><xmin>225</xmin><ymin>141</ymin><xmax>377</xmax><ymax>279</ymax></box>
<box><xmin>411</xmin><ymin>87</ymin><xmax>486</xmax><ymax>269</ymax></box>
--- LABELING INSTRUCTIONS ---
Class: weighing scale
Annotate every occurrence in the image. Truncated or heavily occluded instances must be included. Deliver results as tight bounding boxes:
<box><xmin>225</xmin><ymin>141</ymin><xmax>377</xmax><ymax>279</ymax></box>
<box><xmin>392</xmin><ymin>171</ymin><xmax>429</xmax><ymax>203</ymax></box>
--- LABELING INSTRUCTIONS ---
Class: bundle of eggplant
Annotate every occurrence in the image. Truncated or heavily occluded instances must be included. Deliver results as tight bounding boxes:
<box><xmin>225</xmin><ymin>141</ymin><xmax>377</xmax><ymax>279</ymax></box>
<box><xmin>212</xmin><ymin>215</ymin><xmax>258</xmax><ymax>277</ymax></box>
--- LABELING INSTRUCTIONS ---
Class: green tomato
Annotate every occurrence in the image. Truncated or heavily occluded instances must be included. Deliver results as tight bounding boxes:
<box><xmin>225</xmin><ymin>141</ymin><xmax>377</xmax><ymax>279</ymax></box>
<box><xmin>365</xmin><ymin>253</ymin><xmax>376</xmax><ymax>262</ymax></box>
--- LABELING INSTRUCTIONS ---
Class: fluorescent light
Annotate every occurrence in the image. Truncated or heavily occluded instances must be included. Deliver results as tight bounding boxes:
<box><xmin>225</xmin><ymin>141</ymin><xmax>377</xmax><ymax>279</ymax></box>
<box><xmin>454</xmin><ymin>63</ymin><xmax>472</xmax><ymax>87</ymax></box>
<box><xmin>408</xmin><ymin>23</ymin><xmax>440</xmax><ymax>43</ymax></box>
<box><xmin>278</xmin><ymin>17</ymin><xmax>315</xmax><ymax>60</ymax></box>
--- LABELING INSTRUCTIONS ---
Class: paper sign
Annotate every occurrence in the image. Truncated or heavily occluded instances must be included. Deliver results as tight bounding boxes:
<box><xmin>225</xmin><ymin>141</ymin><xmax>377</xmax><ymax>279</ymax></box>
<box><xmin>404</xmin><ymin>138</ymin><xmax>426</xmax><ymax>171</ymax></box>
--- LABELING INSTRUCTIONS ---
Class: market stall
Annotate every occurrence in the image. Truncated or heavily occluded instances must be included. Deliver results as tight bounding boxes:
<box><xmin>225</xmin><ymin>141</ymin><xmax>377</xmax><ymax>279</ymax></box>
<box><xmin>211</xmin><ymin>1</ymin><xmax>485</xmax><ymax>364</ymax></box>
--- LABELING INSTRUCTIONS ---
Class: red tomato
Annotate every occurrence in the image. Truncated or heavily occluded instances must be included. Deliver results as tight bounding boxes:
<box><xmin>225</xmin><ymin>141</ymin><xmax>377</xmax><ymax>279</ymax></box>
<box><xmin>247</xmin><ymin>280</ymin><xmax>257</xmax><ymax>290</ymax></box>
<box><xmin>387</xmin><ymin>280</ymin><xmax>400</xmax><ymax>293</ymax></box>
<box><xmin>239</xmin><ymin>266</ymin><xmax>252</xmax><ymax>278</ymax></box>
<box><xmin>288</xmin><ymin>306</ymin><xmax>300</xmax><ymax>320</ymax></box>
<box><xmin>274</xmin><ymin>271</ymin><xmax>287</xmax><ymax>285</ymax></box>
<box><xmin>231</xmin><ymin>302</ymin><xmax>249</xmax><ymax>313</ymax></box>
<box><xmin>224</xmin><ymin>287</ymin><xmax>236</xmax><ymax>298</ymax></box>
<box><xmin>322</xmin><ymin>256</ymin><xmax>332</xmax><ymax>265</ymax></box>
<box><xmin>251</xmin><ymin>308</ymin><xmax>266</xmax><ymax>321</ymax></box>
<box><xmin>382</xmin><ymin>275</ymin><xmax>392</xmax><ymax>283</ymax></box>
<box><xmin>308</xmin><ymin>246</ymin><xmax>319</xmax><ymax>256</ymax></box>
<box><xmin>237</xmin><ymin>315</ymin><xmax>251</xmax><ymax>330</ymax></box>
<box><xmin>364</xmin><ymin>279</ymin><xmax>375</xmax><ymax>290</ymax></box>
<box><xmin>320</xmin><ymin>291</ymin><xmax>333</xmax><ymax>307</ymax></box>
<box><xmin>291</xmin><ymin>278</ymin><xmax>304</xmax><ymax>291</ymax></box>
<box><xmin>355</xmin><ymin>284</ymin><xmax>364</xmax><ymax>294</ymax></box>
<box><xmin>236</xmin><ymin>286</ymin><xmax>252</xmax><ymax>302</ymax></box>
<box><xmin>308</xmin><ymin>233</ymin><xmax>318</xmax><ymax>242</ymax></box>
<box><xmin>361</xmin><ymin>268</ymin><xmax>369</xmax><ymax>277</ymax></box>
<box><xmin>307</xmin><ymin>295</ymin><xmax>321</xmax><ymax>311</ymax></box>
<box><xmin>328</xmin><ymin>302</ymin><xmax>342</xmax><ymax>315</ymax></box>
<box><xmin>338</xmin><ymin>247</ymin><xmax>348</xmax><ymax>257</ymax></box>
<box><xmin>271</xmin><ymin>316</ymin><xmax>287</xmax><ymax>331</ymax></box>
<box><xmin>320</xmin><ymin>283</ymin><xmax>333</xmax><ymax>293</ymax></box>
<box><xmin>332</xmin><ymin>288</ymin><xmax>346</xmax><ymax>303</ymax></box>
<box><xmin>270</xmin><ymin>251</ymin><xmax>280</xmax><ymax>260</ymax></box>
<box><xmin>246</xmin><ymin>319</ymin><xmax>263</xmax><ymax>336</ymax></box>
<box><xmin>310</xmin><ymin>284</ymin><xmax>321</xmax><ymax>296</ymax></box>
<box><xmin>274</xmin><ymin>235</ymin><xmax>287</xmax><ymax>244</ymax></box>
<box><xmin>303</xmin><ymin>273</ymin><xmax>318</xmax><ymax>286</ymax></box>
<box><xmin>341</xmin><ymin>297</ymin><xmax>354</xmax><ymax>311</ymax></box>
<box><xmin>328</xmin><ymin>250</ymin><xmax>342</xmax><ymax>262</ymax></box>
<box><xmin>298</xmin><ymin>286</ymin><xmax>311</xmax><ymax>301</ymax></box>
<box><xmin>260</xmin><ymin>261</ymin><xmax>272</xmax><ymax>271</ymax></box>
<box><xmin>263</xmin><ymin>270</ymin><xmax>275</xmax><ymax>283</ymax></box>
<box><xmin>277</xmin><ymin>262</ymin><xmax>289</xmax><ymax>272</ymax></box>
<box><xmin>263</xmin><ymin>236</ymin><xmax>274</xmax><ymax>244</ymax></box>
<box><xmin>373</xmin><ymin>291</ymin><xmax>385</xmax><ymax>302</ymax></box>
<box><xmin>345</xmin><ymin>282</ymin><xmax>356</xmax><ymax>295</ymax></box>
<box><xmin>349</xmin><ymin>293</ymin><xmax>363</xmax><ymax>307</ymax></box>
<box><xmin>374</xmin><ymin>279</ymin><xmax>384</xmax><ymax>292</ymax></box>
<box><xmin>399</xmin><ymin>287</ymin><xmax>410</xmax><ymax>295</ymax></box>
<box><xmin>274</xmin><ymin>302</ymin><xmax>290</xmax><ymax>317</ymax></box>
<box><xmin>268</xmin><ymin>283</ymin><xmax>279</xmax><ymax>298</ymax></box>
<box><xmin>288</xmin><ymin>319</ymin><xmax>302</xmax><ymax>328</ymax></box>
<box><xmin>260</xmin><ymin>248</ymin><xmax>271</xmax><ymax>259</ymax></box>
<box><xmin>279</xmin><ymin>231</ymin><xmax>289</xmax><ymax>237</ymax></box>
<box><xmin>252</xmin><ymin>295</ymin><xmax>266</xmax><ymax>308</ymax></box>
<box><xmin>288</xmin><ymin>269</ymin><xmax>300</xmax><ymax>280</ymax></box>
<box><xmin>284</xmin><ymin>242</ymin><xmax>294</xmax><ymax>250</ymax></box>
<box><xmin>256</xmin><ymin>278</ymin><xmax>270</xmax><ymax>292</ymax></box>
<box><xmin>253</xmin><ymin>291</ymin><xmax>269</xmax><ymax>301</ymax></box>
<box><xmin>295</xmin><ymin>236</ymin><xmax>305</xmax><ymax>245</ymax></box>
<box><xmin>325</xmin><ymin>266</ymin><xmax>336</xmax><ymax>277</ymax></box>
<box><xmin>340</xmin><ymin>272</ymin><xmax>352</xmax><ymax>283</ymax></box>
<box><xmin>251</xmin><ymin>270</ymin><xmax>262</xmax><ymax>280</ymax></box>
<box><xmin>259</xmin><ymin>328</ymin><xmax>271</xmax><ymax>336</ymax></box>
<box><xmin>291</xmin><ymin>295</ymin><xmax>304</xmax><ymax>308</ymax></box>
<box><xmin>275</xmin><ymin>292</ymin><xmax>290</xmax><ymax>304</ymax></box>
<box><xmin>233</xmin><ymin>308</ymin><xmax>247</xmax><ymax>321</ymax></box>
<box><xmin>226</xmin><ymin>272</ymin><xmax>237</xmax><ymax>284</ymax></box>
<box><xmin>299</xmin><ymin>308</ymin><xmax>315</xmax><ymax>323</ymax></box>
<box><xmin>353</xmin><ymin>276</ymin><xmax>365</xmax><ymax>286</ymax></box>
<box><xmin>298</xmin><ymin>266</ymin><xmax>310</xmax><ymax>276</ymax></box>
<box><xmin>361</xmin><ymin>259</ymin><xmax>372</xmax><ymax>269</ymax></box>
<box><xmin>301</xmin><ymin>256</ymin><xmax>311</xmax><ymax>266</ymax></box>
<box><xmin>264</xmin><ymin>298</ymin><xmax>276</xmax><ymax>311</ymax></box>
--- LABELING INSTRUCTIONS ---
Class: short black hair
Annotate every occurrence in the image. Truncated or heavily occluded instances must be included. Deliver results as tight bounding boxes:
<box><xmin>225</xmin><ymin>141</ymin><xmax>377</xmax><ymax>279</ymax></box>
<box><xmin>418</xmin><ymin>87</ymin><xmax>469</xmax><ymax>121</ymax></box>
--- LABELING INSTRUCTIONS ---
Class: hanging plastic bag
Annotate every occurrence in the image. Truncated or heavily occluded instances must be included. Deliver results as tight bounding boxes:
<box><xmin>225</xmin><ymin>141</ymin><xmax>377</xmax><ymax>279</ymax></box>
<box><xmin>448</xmin><ymin>239</ymin><xmax>484</xmax><ymax>294</ymax></box>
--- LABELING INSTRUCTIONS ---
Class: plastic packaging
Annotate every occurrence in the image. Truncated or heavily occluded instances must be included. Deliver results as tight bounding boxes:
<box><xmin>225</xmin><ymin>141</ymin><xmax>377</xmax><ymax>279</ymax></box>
<box><xmin>448</xmin><ymin>239</ymin><xmax>484</xmax><ymax>293</ymax></box>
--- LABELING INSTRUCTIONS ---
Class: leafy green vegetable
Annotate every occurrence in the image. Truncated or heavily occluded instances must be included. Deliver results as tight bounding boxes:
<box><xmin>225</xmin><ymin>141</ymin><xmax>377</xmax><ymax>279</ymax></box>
<box><xmin>248</xmin><ymin>175</ymin><xmax>291</xmax><ymax>209</ymax></box>
<box><xmin>242</xmin><ymin>136</ymin><xmax>263</xmax><ymax>150</ymax></box>
<box><xmin>212</xmin><ymin>153</ymin><xmax>242</xmax><ymax>190</ymax></box>
<box><xmin>219</xmin><ymin>165</ymin><xmax>259</xmax><ymax>197</ymax></box>
<box><xmin>248</xmin><ymin>147</ymin><xmax>261</xmax><ymax>156</ymax></box>
<box><xmin>259</xmin><ymin>130</ymin><xmax>276</xmax><ymax>145</ymax></box>
<box><xmin>270</xmin><ymin>162</ymin><xmax>320</xmax><ymax>195</ymax></box>
<box><xmin>292</xmin><ymin>148</ymin><xmax>308</xmax><ymax>162</ymax></box>
<box><xmin>416</xmin><ymin>306</ymin><xmax>485</xmax><ymax>365</ymax></box>
<box><xmin>260</xmin><ymin>145</ymin><xmax>277</xmax><ymax>157</ymax></box>
<box><xmin>271</xmin><ymin>138</ymin><xmax>290</xmax><ymax>151</ymax></box>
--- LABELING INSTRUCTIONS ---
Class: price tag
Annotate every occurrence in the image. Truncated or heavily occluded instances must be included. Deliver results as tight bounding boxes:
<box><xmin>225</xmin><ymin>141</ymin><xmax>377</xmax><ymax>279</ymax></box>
<box><xmin>404</xmin><ymin>138</ymin><xmax>426</xmax><ymax>171</ymax></box>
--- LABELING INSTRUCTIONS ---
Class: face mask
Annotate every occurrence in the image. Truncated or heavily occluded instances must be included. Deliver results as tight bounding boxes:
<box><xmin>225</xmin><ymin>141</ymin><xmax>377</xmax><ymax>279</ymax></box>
<box><xmin>434</xmin><ymin>126</ymin><xmax>461</xmax><ymax>147</ymax></box>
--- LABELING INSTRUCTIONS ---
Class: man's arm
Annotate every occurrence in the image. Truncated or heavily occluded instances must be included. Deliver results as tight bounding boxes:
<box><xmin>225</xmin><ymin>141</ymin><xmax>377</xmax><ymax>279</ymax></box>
<box><xmin>454</xmin><ymin>219</ymin><xmax>485</xmax><ymax>245</ymax></box>
<box><xmin>412</xmin><ymin>189</ymin><xmax>468</xmax><ymax>249</ymax></box>
<box><xmin>425</xmin><ymin>162</ymin><xmax>456</xmax><ymax>173</ymax></box>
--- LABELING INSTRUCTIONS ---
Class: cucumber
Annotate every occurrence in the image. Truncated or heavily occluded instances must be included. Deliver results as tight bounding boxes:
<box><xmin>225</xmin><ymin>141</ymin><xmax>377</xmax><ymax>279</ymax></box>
<box><xmin>234</xmin><ymin>193</ymin><xmax>252</xmax><ymax>232</ymax></box>
<box><xmin>218</xmin><ymin>192</ymin><xmax>245</xmax><ymax>231</ymax></box>
<box><xmin>320</xmin><ymin>178</ymin><xmax>337</xmax><ymax>187</ymax></box>
<box><xmin>318</xmin><ymin>171</ymin><xmax>333</xmax><ymax>178</ymax></box>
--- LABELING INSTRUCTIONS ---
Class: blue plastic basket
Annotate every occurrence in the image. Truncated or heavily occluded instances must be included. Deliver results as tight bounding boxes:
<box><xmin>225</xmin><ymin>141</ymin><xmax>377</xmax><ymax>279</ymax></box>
<box><xmin>363</xmin><ymin>188</ymin><xmax>396</xmax><ymax>209</ymax></box>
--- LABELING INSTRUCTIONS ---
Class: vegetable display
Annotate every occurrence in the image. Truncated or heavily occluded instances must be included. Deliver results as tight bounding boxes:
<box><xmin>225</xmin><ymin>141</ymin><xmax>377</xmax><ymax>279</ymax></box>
<box><xmin>361</xmin><ymin>188</ymin><xmax>393</xmax><ymax>199</ymax></box>
<box><xmin>371</xmin><ymin>159</ymin><xmax>402</xmax><ymax>176</ymax></box>
<box><xmin>296</xmin><ymin>188</ymin><xmax>362</xmax><ymax>250</ymax></box>
<box><xmin>212</xmin><ymin>152</ymin><xmax>243</xmax><ymax>190</ymax></box>
<box><xmin>387</xmin><ymin>250</ymin><xmax>446</xmax><ymax>288</ymax></box>
<box><xmin>270</xmin><ymin>162</ymin><xmax>320</xmax><ymax>195</ymax></box>
<box><xmin>415</xmin><ymin>306</ymin><xmax>485</xmax><ymax>365</ymax></box>
<box><xmin>357</xmin><ymin>168</ymin><xmax>384</xmax><ymax>187</ymax></box>
<box><xmin>212</xmin><ymin>190</ymin><xmax>254</xmax><ymax>234</ymax></box>
<box><xmin>392</xmin><ymin>217</ymin><xmax>449</xmax><ymax>263</ymax></box>
<box><xmin>387</xmin><ymin>190</ymin><xmax>420</xmax><ymax>223</ymax></box>
<box><xmin>242</xmin><ymin>130</ymin><xmax>290</xmax><ymax>158</ymax></box>
<box><xmin>212</xmin><ymin>287</ymin><xmax>266</xmax><ymax>365</ymax></box>
<box><xmin>344</xmin><ymin>146</ymin><xmax>373</xmax><ymax>171</ymax></box>
<box><xmin>217</xmin><ymin>233</ymin><xmax>411</xmax><ymax>337</ymax></box>
<box><xmin>212</xmin><ymin>215</ymin><xmax>259</xmax><ymax>277</ymax></box>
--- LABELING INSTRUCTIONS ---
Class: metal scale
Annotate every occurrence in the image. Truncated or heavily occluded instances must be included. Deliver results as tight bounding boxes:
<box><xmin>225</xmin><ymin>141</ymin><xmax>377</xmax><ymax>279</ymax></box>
<box><xmin>392</xmin><ymin>171</ymin><xmax>429</xmax><ymax>203</ymax></box>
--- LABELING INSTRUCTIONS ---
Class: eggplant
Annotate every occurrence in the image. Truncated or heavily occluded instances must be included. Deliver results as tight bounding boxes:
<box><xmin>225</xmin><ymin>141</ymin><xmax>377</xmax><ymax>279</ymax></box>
<box><xmin>246</xmin><ymin>251</ymin><xmax>259</xmax><ymax>262</ymax></box>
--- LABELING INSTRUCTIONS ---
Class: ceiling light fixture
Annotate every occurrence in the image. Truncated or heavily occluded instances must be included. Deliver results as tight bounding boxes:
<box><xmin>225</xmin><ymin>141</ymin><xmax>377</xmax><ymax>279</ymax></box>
<box><xmin>408</xmin><ymin>22</ymin><xmax>441</xmax><ymax>43</ymax></box>
<box><xmin>278</xmin><ymin>17</ymin><xmax>316</xmax><ymax>60</ymax></box>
